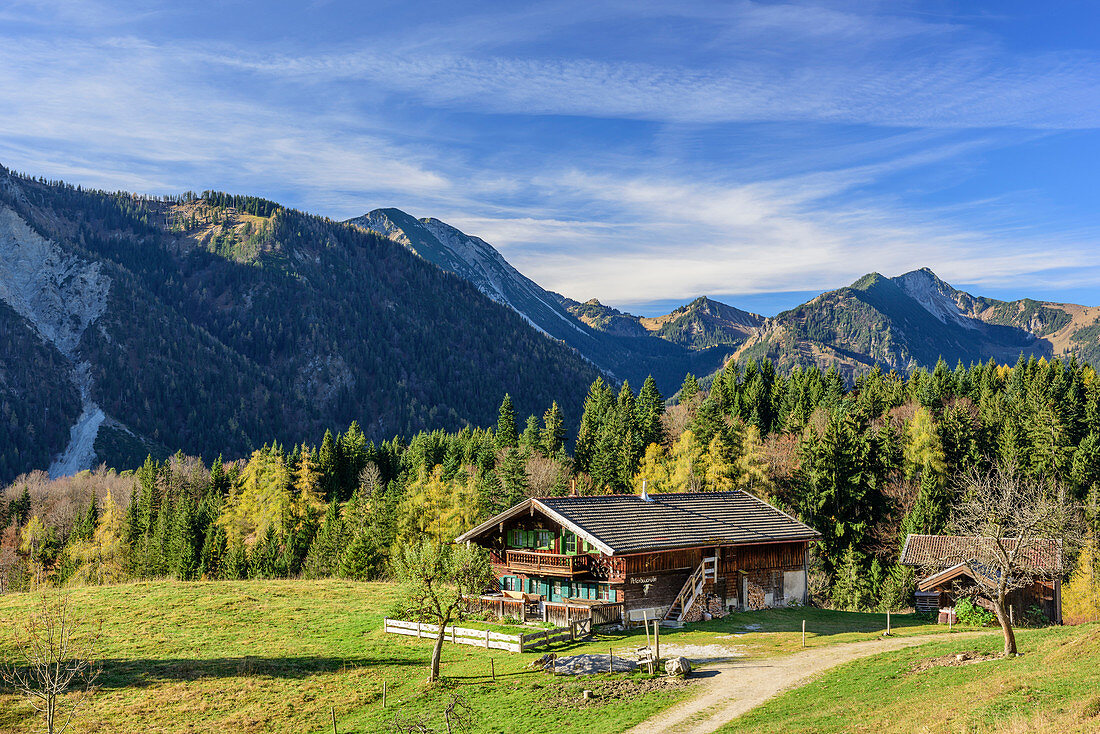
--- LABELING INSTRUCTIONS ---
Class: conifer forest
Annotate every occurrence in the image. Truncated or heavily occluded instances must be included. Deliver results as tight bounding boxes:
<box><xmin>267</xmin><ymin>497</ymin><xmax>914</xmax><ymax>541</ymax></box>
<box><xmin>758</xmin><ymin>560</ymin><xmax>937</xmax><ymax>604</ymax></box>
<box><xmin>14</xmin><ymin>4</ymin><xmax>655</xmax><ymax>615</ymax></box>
<box><xmin>4</xmin><ymin>356</ymin><xmax>1099</xmax><ymax>608</ymax></box>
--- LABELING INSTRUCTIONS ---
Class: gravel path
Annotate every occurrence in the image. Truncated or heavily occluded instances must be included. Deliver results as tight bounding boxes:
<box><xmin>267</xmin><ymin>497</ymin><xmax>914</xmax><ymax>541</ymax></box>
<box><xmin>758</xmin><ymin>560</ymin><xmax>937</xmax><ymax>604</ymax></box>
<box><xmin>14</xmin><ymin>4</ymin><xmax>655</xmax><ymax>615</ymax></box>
<box><xmin>625</xmin><ymin>632</ymin><xmax>989</xmax><ymax>734</ymax></box>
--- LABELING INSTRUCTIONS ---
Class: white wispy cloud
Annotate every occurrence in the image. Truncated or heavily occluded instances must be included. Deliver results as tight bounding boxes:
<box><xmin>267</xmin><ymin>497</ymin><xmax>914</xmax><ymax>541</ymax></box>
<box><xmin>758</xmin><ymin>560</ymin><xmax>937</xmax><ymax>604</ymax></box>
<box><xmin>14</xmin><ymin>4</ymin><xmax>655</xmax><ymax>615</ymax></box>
<box><xmin>0</xmin><ymin>2</ymin><xmax>1096</xmax><ymax>312</ymax></box>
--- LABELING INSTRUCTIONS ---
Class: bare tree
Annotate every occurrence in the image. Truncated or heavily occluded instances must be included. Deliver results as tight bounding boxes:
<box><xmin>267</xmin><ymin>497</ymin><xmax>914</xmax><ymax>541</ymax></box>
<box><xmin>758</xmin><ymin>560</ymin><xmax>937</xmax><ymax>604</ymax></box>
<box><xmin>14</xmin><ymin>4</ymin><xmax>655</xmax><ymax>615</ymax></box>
<box><xmin>392</xmin><ymin>694</ymin><xmax>473</xmax><ymax>734</ymax></box>
<box><xmin>391</xmin><ymin>540</ymin><xmax>495</xmax><ymax>682</ymax></box>
<box><xmin>924</xmin><ymin>467</ymin><xmax>1083</xmax><ymax>656</ymax></box>
<box><xmin>2</xmin><ymin>590</ymin><xmax>101</xmax><ymax>733</ymax></box>
<box><xmin>358</xmin><ymin>462</ymin><xmax>382</xmax><ymax>499</ymax></box>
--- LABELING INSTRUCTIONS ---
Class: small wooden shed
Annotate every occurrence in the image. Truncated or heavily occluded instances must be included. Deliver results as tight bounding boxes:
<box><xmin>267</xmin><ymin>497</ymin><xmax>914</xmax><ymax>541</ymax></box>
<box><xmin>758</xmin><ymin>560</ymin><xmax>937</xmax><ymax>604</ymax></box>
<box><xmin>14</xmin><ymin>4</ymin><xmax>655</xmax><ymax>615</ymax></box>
<box><xmin>900</xmin><ymin>534</ymin><xmax>1062</xmax><ymax>624</ymax></box>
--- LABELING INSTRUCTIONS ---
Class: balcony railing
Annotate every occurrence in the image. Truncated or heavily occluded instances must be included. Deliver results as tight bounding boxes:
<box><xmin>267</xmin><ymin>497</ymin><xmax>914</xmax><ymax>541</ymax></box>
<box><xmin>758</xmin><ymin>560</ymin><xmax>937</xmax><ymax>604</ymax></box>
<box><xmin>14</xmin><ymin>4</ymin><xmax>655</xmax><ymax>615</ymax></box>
<box><xmin>493</xmin><ymin>549</ymin><xmax>590</xmax><ymax>577</ymax></box>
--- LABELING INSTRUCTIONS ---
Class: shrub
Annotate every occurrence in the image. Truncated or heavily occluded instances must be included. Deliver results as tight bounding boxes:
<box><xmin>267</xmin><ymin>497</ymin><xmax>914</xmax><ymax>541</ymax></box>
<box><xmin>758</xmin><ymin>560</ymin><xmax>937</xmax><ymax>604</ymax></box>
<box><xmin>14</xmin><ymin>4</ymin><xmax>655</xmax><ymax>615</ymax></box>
<box><xmin>954</xmin><ymin>597</ymin><xmax>996</xmax><ymax>626</ymax></box>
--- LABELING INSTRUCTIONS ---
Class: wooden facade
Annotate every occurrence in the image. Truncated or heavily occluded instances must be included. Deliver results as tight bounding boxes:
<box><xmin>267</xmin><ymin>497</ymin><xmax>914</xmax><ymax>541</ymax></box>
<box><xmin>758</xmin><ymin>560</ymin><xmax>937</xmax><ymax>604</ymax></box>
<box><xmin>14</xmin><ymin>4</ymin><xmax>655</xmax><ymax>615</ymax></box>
<box><xmin>471</xmin><ymin>506</ymin><xmax>811</xmax><ymax>623</ymax></box>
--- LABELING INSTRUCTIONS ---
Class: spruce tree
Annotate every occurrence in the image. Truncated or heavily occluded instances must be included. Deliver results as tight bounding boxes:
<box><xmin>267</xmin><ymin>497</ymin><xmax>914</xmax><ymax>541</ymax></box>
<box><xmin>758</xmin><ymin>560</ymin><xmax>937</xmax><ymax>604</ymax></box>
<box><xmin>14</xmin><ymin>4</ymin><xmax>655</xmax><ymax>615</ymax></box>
<box><xmin>520</xmin><ymin>415</ymin><xmax>541</xmax><ymax>452</ymax></box>
<box><xmin>679</xmin><ymin>374</ymin><xmax>700</xmax><ymax>405</ymax></box>
<box><xmin>251</xmin><ymin>526</ymin><xmax>282</xmax><ymax>579</ymax></box>
<box><xmin>541</xmin><ymin>402</ymin><xmax>566</xmax><ymax>455</ymax></box>
<box><xmin>317</xmin><ymin>429</ymin><xmax>339</xmax><ymax>500</ymax></box>
<box><xmin>496</xmin><ymin>394</ymin><xmax>518</xmax><ymax>449</ymax></box>
<box><xmin>498</xmin><ymin>449</ymin><xmax>529</xmax><ymax>508</ymax></box>
<box><xmin>338</xmin><ymin>530</ymin><xmax>380</xmax><ymax>581</ymax></box>
<box><xmin>171</xmin><ymin>494</ymin><xmax>200</xmax><ymax>580</ymax></box>
<box><xmin>222</xmin><ymin>540</ymin><xmax>249</xmax><ymax>580</ymax></box>
<box><xmin>199</xmin><ymin>524</ymin><xmax>227</xmax><ymax>579</ymax></box>
<box><xmin>71</xmin><ymin>494</ymin><xmax>99</xmax><ymax>543</ymax></box>
<box><xmin>302</xmin><ymin>499</ymin><xmax>345</xmax><ymax>578</ymax></box>
<box><xmin>636</xmin><ymin>376</ymin><xmax>666</xmax><ymax>449</ymax></box>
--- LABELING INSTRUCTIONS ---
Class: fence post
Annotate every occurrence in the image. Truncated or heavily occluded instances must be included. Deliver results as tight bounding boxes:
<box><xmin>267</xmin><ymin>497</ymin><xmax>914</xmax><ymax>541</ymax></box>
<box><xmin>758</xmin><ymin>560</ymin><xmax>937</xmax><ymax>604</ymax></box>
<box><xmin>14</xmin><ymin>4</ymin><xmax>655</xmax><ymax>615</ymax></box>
<box><xmin>609</xmin><ymin>648</ymin><xmax>613</xmax><ymax>674</ymax></box>
<box><xmin>491</xmin><ymin>658</ymin><xmax>495</xmax><ymax>681</ymax></box>
<box><xmin>417</xmin><ymin>621</ymin><xmax>422</xmax><ymax>639</ymax></box>
<box><xmin>802</xmin><ymin>619</ymin><xmax>806</xmax><ymax>648</ymax></box>
<box><xmin>886</xmin><ymin>610</ymin><xmax>891</xmax><ymax>635</ymax></box>
<box><xmin>486</xmin><ymin>628</ymin><xmax>490</xmax><ymax>649</ymax></box>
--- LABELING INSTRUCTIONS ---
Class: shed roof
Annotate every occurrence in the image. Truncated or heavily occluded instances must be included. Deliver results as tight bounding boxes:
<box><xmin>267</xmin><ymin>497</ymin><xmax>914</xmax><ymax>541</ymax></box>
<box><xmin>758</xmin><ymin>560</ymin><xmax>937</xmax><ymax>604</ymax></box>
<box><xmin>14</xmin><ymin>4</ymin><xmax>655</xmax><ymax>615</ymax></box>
<box><xmin>455</xmin><ymin>491</ymin><xmax>819</xmax><ymax>555</ymax></box>
<box><xmin>900</xmin><ymin>534</ymin><xmax>1062</xmax><ymax>573</ymax></box>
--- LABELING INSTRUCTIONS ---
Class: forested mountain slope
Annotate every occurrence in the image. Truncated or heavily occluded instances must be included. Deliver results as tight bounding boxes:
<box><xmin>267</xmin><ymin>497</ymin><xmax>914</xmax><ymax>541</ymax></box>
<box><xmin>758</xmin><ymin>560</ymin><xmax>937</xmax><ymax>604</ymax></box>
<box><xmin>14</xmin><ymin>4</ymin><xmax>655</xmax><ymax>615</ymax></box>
<box><xmin>349</xmin><ymin>208</ymin><xmax>731</xmax><ymax>392</ymax></box>
<box><xmin>0</xmin><ymin>169</ymin><xmax>604</xmax><ymax>482</ymax></box>
<box><xmin>735</xmin><ymin>268</ymin><xmax>1100</xmax><ymax>377</ymax></box>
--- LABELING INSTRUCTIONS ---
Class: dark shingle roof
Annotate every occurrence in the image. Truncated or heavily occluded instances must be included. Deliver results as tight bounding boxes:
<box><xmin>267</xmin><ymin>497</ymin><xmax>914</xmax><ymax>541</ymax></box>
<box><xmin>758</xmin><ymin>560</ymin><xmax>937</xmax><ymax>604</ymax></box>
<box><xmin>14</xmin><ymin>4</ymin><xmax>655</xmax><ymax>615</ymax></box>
<box><xmin>900</xmin><ymin>534</ymin><xmax>1062</xmax><ymax>573</ymax></box>
<box><xmin>534</xmin><ymin>491</ymin><xmax>819</xmax><ymax>555</ymax></box>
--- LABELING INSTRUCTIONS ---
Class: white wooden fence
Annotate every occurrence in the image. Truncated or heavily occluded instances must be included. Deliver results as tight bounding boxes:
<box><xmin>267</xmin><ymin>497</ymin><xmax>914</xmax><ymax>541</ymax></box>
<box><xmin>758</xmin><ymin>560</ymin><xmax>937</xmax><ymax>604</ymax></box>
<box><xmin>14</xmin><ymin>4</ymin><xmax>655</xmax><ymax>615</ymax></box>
<box><xmin>383</xmin><ymin>618</ymin><xmax>589</xmax><ymax>653</ymax></box>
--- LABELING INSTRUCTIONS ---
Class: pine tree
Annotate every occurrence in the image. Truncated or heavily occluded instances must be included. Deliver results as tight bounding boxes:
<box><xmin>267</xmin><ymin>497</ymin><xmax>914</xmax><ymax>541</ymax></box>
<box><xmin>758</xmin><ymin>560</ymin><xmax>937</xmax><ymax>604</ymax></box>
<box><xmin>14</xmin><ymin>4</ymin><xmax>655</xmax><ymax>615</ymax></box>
<box><xmin>669</xmin><ymin>430</ymin><xmax>705</xmax><ymax>492</ymax></box>
<box><xmin>496</xmin><ymin>394</ymin><xmax>518</xmax><ymax>449</ymax></box>
<box><xmin>338</xmin><ymin>421</ymin><xmax>368</xmax><ymax>499</ymax></box>
<box><xmin>879</xmin><ymin>563</ymin><xmax>914</xmax><ymax>611</ymax></box>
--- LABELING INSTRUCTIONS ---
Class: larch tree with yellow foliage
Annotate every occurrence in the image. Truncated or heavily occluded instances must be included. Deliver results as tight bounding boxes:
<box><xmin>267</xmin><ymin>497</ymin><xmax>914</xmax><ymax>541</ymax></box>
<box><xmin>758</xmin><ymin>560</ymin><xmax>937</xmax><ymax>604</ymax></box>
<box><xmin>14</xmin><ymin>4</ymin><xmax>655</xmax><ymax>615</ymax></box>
<box><xmin>736</xmin><ymin>424</ymin><xmax>773</xmax><ymax>497</ymax></box>
<box><xmin>218</xmin><ymin>449</ymin><xmax>292</xmax><ymax>546</ymax></box>
<box><xmin>69</xmin><ymin>491</ymin><xmax>127</xmax><ymax>586</ymax></box>
<box><xmin>901</xmin><ymin>407</ymin><xmax>950</xmax><ymax>536</ymax></box>
<box><xmin>1063</xmin><ymin>538</ymin><xmax>1100</xmax><ymax>624</ymax></box>
<box><xmin>669</xmin><ymin>430</ymin><xmax>705</xmax><ymax>492</ymax></box>
<box><xmin>704</xmin><ymin>434</ymin><xmax>737</xmax><ymax>492</ymax></box>
<box><xmin>633</xmin><ymin>443</ymin><xmax>672</xmax><ymax>494</ymax></box>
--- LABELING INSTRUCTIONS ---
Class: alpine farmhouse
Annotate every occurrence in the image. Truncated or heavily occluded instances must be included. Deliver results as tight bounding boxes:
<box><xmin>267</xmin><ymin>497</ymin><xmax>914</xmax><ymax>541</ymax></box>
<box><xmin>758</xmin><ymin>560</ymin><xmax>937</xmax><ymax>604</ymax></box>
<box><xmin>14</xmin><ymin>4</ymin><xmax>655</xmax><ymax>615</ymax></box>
<box><xmin>456</xmin><ymin>488</ymin><xmax>821</xmax><ymax>626</ymax></box>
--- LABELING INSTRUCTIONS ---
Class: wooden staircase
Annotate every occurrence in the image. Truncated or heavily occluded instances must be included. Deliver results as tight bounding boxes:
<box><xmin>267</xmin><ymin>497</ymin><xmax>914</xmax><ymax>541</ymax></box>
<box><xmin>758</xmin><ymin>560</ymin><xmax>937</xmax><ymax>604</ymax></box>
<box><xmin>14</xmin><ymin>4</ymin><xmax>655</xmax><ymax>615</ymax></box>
<box><xmin>664</xmin><ymin>556</ymin><xmax>717</xmax><ymax>623</ymax></box>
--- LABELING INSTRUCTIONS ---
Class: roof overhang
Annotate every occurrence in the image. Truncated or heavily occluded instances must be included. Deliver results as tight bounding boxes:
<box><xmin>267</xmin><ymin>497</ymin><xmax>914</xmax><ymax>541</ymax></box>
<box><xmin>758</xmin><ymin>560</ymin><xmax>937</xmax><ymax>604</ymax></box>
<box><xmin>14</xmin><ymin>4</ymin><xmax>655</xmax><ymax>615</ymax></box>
<box><xmin>455</xmin><ymin>499</ymin><xmax>616</xmax><ymax>556</ymax></box>
<box><xmin>917</xmin><ymin>562</ymin><xmax>974</xmax><ymax>592</ymax></box>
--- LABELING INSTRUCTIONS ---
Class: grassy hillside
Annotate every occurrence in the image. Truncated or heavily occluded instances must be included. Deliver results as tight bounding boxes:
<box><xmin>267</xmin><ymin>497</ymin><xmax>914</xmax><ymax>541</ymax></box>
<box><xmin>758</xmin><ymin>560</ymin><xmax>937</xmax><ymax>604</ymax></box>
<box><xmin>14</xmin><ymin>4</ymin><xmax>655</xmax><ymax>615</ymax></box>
<box><xmin>719</xmin><ymin>624</ymin><xmax>1100</xmax><ymax>733</ymax></box>
<box><xmin>0</xmin><ymin>581</ymin><xmax>966</xmax><ymax>734</ymax></box>
<box><xmin>0</xmin><ymin>581</ymin><xmax>688</xmax><ymax>734</ymax></box>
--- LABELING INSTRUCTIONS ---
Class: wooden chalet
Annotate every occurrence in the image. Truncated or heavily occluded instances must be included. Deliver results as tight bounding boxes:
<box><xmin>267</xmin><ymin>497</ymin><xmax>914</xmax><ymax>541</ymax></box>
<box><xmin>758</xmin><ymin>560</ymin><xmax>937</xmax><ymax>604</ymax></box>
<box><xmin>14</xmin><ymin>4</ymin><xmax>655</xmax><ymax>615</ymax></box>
<box><xmin>456</xmin><ymin>488</ymin><xmax>820</xmax><ymax>625</ymax></box>
<box><xmin>900</xmin><ymin>534</ymin><xmax>1063</xmax><ymax>624</ymax></box>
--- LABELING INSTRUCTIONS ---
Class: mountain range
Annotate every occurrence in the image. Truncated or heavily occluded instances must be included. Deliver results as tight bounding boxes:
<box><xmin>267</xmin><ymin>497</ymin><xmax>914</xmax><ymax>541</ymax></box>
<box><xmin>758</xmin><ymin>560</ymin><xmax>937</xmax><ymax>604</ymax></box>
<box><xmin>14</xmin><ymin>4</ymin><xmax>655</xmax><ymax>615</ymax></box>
<box><xmin>2</xmin><ymin>166</ymin><xmax>1099</xmax><ymax>482</ymax></box>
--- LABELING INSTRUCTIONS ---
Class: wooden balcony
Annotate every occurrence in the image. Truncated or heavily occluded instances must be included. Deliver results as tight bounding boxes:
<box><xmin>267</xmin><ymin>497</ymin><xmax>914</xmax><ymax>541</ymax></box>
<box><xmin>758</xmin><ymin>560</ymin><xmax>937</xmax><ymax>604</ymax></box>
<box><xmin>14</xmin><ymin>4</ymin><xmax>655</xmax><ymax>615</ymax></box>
<box><xmin>494</xmin><ymin>549</ymin><xmax>590</xmax><ymax>577</ymax></box>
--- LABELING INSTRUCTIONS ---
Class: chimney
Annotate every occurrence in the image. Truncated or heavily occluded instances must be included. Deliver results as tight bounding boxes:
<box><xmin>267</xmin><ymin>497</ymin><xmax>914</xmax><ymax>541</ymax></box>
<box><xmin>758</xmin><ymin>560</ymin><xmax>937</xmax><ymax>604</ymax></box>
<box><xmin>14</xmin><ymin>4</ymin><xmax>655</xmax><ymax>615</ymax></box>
<box><xmin>640</xmin><ymin>479</ymin><xmax>652</xmax><ymax>502</ymax></box>
<box><xmin>569</xmin><ymin>478</ymin><xmax>577</xmax><ymax>497</ymax></box>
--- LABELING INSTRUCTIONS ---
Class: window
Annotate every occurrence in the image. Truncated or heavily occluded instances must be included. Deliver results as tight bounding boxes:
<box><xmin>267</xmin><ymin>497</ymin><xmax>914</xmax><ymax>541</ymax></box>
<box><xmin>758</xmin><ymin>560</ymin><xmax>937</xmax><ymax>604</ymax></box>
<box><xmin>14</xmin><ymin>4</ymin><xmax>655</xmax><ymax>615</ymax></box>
<box><xmin>502</xmin><ymin>577</ymin><xmax>515</xmax><ymax>591</ymax></box>
<box><xmin>536</xmin><ymin>530</ymin><xmax>553</xmax><ymax>549</ymax></box>
<box><xmin>563</xmin><ymin>532</ymin><xmax>576</xmax><ymax>554</ymax></box>
<box><xmin>598</xmin><ymin>584</ymin><xmax>610</xmax><ymax>601</ymax></box>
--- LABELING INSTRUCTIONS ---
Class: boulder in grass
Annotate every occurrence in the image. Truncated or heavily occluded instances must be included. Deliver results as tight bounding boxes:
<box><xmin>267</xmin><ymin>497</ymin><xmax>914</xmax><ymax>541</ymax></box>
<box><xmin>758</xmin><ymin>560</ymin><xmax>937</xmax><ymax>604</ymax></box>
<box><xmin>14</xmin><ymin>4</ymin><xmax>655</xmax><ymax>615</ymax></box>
<box><xmin>665</xmin><ymin>656</ymin><xmax>692</xmax><ymax>677</ymax></box>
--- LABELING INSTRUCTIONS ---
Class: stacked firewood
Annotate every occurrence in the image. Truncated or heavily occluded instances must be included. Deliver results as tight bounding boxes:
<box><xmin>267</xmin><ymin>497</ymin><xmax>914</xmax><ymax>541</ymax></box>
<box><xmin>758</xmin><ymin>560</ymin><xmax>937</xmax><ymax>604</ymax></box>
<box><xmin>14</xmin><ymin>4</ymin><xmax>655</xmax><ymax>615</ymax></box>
<box><xmin>746</xmin><ymin>582</ymin><xmax>767</xmax><ymax>610</ymax></box>
<box><xmin>681</xmin><ymin>594</ymin><xmax>729</xmax><ymax>623</ymax></box>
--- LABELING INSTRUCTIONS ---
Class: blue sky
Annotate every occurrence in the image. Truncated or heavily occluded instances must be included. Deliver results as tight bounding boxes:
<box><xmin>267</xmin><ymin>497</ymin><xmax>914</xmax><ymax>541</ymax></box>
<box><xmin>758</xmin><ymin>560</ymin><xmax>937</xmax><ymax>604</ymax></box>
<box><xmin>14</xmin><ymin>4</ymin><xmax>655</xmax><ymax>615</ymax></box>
<box><xmin>2</xmin><ymin>1</ymin><xmax>1099</xmax><ymax>316</ymax></box>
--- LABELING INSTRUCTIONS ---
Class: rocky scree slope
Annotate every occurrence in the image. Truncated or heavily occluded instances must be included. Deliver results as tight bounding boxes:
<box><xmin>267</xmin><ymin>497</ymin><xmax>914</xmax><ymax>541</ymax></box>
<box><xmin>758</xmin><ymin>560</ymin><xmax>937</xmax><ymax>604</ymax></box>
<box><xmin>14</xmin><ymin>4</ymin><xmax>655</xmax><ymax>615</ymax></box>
<box><xmin>0</xmin><ymin>170</ymin><xmax>603</xmax><ymax>482</ymax></box>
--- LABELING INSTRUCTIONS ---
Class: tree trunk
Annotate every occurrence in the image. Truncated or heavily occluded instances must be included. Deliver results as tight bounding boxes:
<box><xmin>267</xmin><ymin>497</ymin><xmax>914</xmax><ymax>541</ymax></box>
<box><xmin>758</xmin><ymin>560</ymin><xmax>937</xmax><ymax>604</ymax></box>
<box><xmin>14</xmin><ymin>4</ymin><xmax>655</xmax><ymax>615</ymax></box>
<box><xmin>993</xmin><ymin>591</ymin><xmax>1017</xmax><ymax>656</ymax></box>
<box><xmin>429</xmin><ymin>618</ymin><xmax>448</xmax><ymax>682</ymax></box>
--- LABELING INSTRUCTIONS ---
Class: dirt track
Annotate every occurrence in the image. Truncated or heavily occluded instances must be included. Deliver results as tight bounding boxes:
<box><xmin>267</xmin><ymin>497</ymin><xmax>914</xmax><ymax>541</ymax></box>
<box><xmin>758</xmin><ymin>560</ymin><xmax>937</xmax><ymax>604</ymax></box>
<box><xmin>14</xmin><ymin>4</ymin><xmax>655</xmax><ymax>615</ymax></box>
<box><xmin>625</xmin><ymin>632</ymin><xmax>989</xmax><ymax>734</ymax></box>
